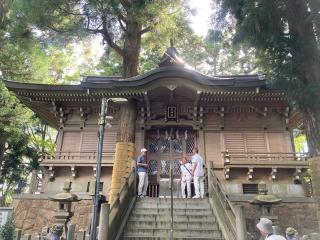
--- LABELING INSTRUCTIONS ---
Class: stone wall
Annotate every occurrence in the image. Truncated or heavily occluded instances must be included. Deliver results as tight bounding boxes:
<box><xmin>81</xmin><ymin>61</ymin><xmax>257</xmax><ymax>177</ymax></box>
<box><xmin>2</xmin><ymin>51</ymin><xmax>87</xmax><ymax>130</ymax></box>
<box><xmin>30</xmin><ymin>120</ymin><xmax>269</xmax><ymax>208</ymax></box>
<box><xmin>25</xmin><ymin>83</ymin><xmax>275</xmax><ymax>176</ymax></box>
<box><xmin>238</xmin><ymin>202</ymin><xmax>319</xmax><ymax>238</ymax></box>
<box><xmin>11</xmin><ymin>197</ymin><xmax>92</xmax><ymax>234</ymax></box>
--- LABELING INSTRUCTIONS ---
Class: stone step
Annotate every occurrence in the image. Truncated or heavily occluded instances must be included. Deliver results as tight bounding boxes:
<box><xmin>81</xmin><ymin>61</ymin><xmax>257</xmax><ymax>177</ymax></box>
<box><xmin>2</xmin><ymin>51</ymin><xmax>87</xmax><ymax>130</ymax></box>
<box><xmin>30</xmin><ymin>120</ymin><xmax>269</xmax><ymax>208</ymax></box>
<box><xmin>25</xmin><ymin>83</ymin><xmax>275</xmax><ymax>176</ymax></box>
<box><xmin>125</xmin><ymin>221</ymin><xmax>219</xmax><ymax>230</ymax></box>
<box><xmin>121</xmin><ymin>236</ymin><xmax>223</xmax><ymax>240</ymax></box>
<box><xmin>122</xmin><ymin>229</ymin><xmax>222</xmax><ymax>238</ymax></box>
<box><xmin>132</xmin><ymin>208</ymin><xmax>213</xmax><ymax>216</ymax></box>
<box><xmin>134</xmin><ymin>202</ymin><xmax>211</xmax><ymax>210</ymax></box>
<box><xmin>136</xmin><ymin>198</ymin><xmax>209</xmax><ymax>204</ymax></box>
<box><xmin>129</xmin><ymin>214</ymin><xmax>216</xmax><ymax>222</ymax></box>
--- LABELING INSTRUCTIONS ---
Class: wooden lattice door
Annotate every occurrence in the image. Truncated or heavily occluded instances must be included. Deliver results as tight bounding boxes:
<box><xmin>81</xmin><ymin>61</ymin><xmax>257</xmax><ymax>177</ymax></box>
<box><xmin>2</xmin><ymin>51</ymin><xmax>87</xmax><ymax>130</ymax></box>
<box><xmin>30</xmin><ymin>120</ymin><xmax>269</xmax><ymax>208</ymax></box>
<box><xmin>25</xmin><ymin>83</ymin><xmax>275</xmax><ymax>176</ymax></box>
<box><xmin>146</xmin><ymin>128</ymin><xmax>197</xmax><ymax>185</ymax></box>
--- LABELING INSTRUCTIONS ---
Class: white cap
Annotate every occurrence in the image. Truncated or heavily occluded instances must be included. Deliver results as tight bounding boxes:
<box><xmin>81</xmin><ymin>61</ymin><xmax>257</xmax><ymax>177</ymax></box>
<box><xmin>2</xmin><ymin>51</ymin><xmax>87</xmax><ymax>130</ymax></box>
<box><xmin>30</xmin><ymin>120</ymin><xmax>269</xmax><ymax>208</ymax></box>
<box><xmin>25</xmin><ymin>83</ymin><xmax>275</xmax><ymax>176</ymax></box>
<box><xmin>256</xmin><ymin>218</ymin><xmax>273</xmax><ymax>234</ymax></box>
<box><xmin>141</xmin><ymin>148</ymin><xmax>148</xmax><ymax>152</ymax></box>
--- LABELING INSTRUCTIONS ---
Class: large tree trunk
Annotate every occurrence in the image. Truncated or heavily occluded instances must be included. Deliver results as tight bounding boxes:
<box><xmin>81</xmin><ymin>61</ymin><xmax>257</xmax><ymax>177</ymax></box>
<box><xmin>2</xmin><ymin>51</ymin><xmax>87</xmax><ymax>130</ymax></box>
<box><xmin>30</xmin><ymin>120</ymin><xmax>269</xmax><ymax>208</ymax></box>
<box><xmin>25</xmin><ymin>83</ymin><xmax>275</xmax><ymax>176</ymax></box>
<box><xmin>109</xmin><ymin>14</ymin><xmax>140</xmax><ymax>202</ymax></box>
<box><xmin>116</xmin><ymin>100</ymin><xmax>137</xmax><ymax>143</ymax></box>
<box><xmin>122</xmin><ymin>15</ymin><xmax>142</xmax><ymax>78</ymax></box>
<box><xmin>285</xmin><ymin>0</ymin><xmax>320</xmax><ymax>156</ymax></box>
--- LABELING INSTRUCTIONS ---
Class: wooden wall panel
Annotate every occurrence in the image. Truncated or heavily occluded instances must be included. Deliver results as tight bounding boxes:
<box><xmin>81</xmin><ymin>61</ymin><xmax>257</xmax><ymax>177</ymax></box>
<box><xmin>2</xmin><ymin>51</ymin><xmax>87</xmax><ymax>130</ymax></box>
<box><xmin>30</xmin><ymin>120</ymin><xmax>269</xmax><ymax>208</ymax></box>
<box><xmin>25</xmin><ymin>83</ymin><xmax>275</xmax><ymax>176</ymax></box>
<box><xmin>102</xmin><ymin>130</ymin><xmax>117</xmax><ymax>152</ymax></box>
<box><xmin>81</xmin><ymin>132</ymin><xmax>97</xmax><ymax>152</ymax></box>
<box><xmin>61</xmin><ymin>132</ymin><xmax>81</xmax><ymax>152</ymax></box>
<box><xmin>204</xmin><ymin>132</ymin><xmax>222</xmax><ymax>166</ymax></box>
<box><xmin>80</xmin><ymin>129</ymin><xmax>117</xmax><ymax>152</ymax></box>
<box><xmin>224</xmin><ymin>133</ymin><xmax>245</xmax><ymax>152</ymax></box>
<box><xmin>246</xmin><ymin>132</ymin><xmax>266</xmax><ymax>152</ymax></box>
<box><xmin>268</xmin><ymin>132</ymin><xmax>289</xmax><ymax>152</ymax></box>
<box><xmin>223</xmin><ymin>132</ymin><xmax>267</xmax><ymax>152</ymax></box>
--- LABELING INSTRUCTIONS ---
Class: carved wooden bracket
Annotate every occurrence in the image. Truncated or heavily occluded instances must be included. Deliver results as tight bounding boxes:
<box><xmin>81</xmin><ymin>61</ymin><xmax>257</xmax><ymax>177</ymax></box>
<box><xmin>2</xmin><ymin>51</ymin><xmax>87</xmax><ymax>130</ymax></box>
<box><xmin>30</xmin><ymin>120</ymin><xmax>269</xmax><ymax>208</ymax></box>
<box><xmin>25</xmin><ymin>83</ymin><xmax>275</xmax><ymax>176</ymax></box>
<box><xmin>294</xmin><ymin>168</ymin><xmax>302</xmax><ymax>182</ymax></box>
<box><xmin>225</xmin><ymin>168</ymin><xmax>230</xmax><ymax>180</ymax></box>
<box><xmin>71</xmin><ymin>166</ymin><xmax>76</xmax><ymax>179</ymax></box>
<box><xmin>48</xmin><ymin>166</ymin><xmax>55</xmax><ymax>181</ymax></box>
<box><xmin>79</xmin><ymin>107</ymin><xmax>90</xmax><ymax>129</ymax></box>
<box><xmin>248</xmin><ymin>167</ymin><xmax>254</xmax><ymax>180</ymax></box>
<box><xmin>271</xmin><ymin>167</ymin><xmax>277</xmax><ymax>180</ymax></box>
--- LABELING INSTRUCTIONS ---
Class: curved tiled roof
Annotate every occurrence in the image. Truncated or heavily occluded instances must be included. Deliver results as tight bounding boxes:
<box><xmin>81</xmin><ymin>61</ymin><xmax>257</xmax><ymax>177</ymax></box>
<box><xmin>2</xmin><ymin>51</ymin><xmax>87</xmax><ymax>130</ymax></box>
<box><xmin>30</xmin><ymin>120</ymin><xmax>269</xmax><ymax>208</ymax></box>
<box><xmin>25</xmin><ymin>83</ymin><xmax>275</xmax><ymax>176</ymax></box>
<box><xmin>81</xmin><ymin>66</ymin><xmax>266</xmax><ymax>89</ymax></box>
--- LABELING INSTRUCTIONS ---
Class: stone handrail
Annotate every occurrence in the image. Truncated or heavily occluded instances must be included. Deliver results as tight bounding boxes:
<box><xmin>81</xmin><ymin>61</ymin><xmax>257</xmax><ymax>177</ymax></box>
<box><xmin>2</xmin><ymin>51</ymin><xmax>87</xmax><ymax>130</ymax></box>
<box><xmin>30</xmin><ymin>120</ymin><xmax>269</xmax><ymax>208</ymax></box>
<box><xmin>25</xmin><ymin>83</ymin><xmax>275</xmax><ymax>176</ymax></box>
<box><xmin>207</xmin><ymin>162</ymin><xmax>247</xmax><ymax>240</ymax></box>
<box><xmin>99</xmin><ymin>167</ymin><xmax>136</xmax><ymax>240</ymax></box>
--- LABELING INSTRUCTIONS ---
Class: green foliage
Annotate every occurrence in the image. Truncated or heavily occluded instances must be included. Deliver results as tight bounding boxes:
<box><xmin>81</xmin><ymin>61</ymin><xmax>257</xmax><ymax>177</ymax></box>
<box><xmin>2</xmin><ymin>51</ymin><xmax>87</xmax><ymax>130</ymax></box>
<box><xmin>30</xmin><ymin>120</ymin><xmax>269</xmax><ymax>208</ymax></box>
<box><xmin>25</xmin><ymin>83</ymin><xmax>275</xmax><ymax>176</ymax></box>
<box><xmin>294</xmin><ymin>134</ymin><xmax>307</xmax><ymax>153</ymax></box>
<box><xmin>214</xmin><ymin>0</ymin><xmax>320</xmax><ymax>106</ymax></box>
<box><xmin>0</xmin><ymin>216</ymin><xmax>14</xmax><ymax>240</ymax></box>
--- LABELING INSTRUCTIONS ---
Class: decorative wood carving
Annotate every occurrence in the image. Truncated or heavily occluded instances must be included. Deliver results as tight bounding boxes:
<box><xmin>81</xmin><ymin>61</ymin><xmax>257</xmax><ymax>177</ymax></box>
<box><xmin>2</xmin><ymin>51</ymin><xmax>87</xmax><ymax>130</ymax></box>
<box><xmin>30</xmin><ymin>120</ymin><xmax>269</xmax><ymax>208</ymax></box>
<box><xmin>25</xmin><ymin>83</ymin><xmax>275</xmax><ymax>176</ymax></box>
<box><xmin>93</xmin><ymin>167</ymin><xmax>97</xmax><ymax>178</ymax></box>
<box><xmin>224</xmin><ymin>168</ymin><xmax>230</xmax><ymax>180</ymax></box>
<box><xmin>79</xmin><ymin>107</ymin><xmax>90</xmax><ymax>129</ymax></box>
<box><xmin>48</xmin><ymin>166</ymin><xmax>55</xmax><ymax>181</ymax></box>
<box><xmin>248</xmin><ymin>167</ymin><xmax>254</xmax><ymax>180</ymax></box>
<box><xmin>271</xmin><ymin>167</ymin><xmax>277</xmax><ymax>180</ymax></box>
<box><xmin>294</xmin><ymin>168</ymin><xmax>302</xmax><ymax>182</ymax></box>
<box><xmin>71</xmin><ymin>166</ymin><xmax>76</xmax><ymax>179</ymax></box>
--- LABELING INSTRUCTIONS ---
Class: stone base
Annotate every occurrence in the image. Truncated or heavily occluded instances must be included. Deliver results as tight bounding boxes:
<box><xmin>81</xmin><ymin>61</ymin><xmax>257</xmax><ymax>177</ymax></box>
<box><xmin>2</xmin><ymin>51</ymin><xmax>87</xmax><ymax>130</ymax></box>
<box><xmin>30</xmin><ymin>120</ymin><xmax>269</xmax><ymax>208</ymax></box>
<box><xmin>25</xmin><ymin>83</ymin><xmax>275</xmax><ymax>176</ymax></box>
<box><xmin>11</xmin><ymin>197</ymin><xmax>92</xmax><ymax>234</ymax></box>
<box><xmin>237</xmin><ymin>201</ymin><xmax>319</xmax><ymax>239</ymax></box>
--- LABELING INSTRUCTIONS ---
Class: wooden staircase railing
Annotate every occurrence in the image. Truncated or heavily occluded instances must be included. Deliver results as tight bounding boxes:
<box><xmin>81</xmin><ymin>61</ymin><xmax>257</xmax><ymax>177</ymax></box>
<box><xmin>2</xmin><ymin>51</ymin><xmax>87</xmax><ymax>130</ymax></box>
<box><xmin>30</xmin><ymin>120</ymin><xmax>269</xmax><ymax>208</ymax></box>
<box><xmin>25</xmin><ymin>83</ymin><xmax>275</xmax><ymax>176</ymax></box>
<box><xmin>207</xmin><ymin>162</ymin><xmax>247</xmax><ymax>240</ymax></box>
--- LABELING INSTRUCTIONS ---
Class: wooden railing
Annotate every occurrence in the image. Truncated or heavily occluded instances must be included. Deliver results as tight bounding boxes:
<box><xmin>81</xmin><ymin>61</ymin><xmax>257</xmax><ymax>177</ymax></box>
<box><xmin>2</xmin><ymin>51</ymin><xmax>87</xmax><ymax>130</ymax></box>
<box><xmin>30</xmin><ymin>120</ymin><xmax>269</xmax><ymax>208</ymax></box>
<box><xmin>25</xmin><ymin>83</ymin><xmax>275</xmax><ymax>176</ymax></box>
<box><xmin>98</xmin><ymin>167</ymin><xmax>137</xmax><ymax>240</ymax></box>
<box><xmin>222</xmin><ymin>151</ymin><xmax>309</xmax><ymax>166</ymax></box>
<box><xmin>41</xmin><ymin>151</ymin><xmax>114</xmax><ymax>166</ymax></box>
<box><xmin>207</xmin><ymin>162</ymin><xmax>247</xmax><ymax>240</ymax></box>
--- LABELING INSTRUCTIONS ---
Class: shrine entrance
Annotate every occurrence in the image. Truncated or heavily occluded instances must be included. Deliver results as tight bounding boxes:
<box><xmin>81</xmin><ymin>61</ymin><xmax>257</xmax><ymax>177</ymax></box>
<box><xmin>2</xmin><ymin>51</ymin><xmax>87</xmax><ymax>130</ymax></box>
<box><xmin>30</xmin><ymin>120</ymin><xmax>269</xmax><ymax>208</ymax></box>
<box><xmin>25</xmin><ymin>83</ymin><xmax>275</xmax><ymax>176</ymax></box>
<box><xmin>146</xmin><ymin>127</ymin><xmax>197</xmax><ymax>197</ymax></box>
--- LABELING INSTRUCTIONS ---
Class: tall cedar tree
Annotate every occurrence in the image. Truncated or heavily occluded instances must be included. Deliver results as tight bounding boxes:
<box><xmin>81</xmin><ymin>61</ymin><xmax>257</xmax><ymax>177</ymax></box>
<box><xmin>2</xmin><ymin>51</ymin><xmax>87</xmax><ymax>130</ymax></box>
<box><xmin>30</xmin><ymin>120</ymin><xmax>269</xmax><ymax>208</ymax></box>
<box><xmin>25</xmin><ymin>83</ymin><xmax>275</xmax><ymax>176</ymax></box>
<box><xmin>14</xmin><ymin>0</ymin><xmax>185</xmax><ymax>78</ymax></box>
<box><xmin>215</xmin><ymin>0</ymin><xmax>320</xmax><ymax>156</ymax></box>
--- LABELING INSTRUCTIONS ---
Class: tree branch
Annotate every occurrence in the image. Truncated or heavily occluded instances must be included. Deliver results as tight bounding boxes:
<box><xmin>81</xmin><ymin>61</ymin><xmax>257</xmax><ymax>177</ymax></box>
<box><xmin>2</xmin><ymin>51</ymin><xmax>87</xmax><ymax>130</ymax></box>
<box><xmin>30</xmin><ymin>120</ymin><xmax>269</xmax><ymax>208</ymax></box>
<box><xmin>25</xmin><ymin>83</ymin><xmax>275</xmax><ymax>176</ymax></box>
<box><xmin>140</xmin><ymin>26</ymin><xmax>152</xmax><ymax>35</ymax></box>
<box><xmin>101</xmin><ymin>16</ymin><xmax>124</xmax><ymax>56</ymax></box>
<box><xmin>118</xmin><ymin>17</ymin><xmax>127</xmax><ymax>32</ymax></box>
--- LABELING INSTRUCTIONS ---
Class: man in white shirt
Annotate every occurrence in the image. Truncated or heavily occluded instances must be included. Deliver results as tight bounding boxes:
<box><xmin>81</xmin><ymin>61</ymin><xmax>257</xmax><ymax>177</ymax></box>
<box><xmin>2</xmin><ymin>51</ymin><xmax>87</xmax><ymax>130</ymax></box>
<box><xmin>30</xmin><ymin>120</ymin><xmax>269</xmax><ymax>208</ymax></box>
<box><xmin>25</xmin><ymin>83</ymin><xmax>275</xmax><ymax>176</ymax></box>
<box><xmin>256</xmin><ymin>218</ymin><xmax>286</xmax><ymax>240</ymax></box>
<box><xmin>180</xmin><ymin>157</ymin><xmax>192</xmax><ymax>198</ymax></box>
<box><xmin>191</xmin><ymin>147</ymin><xmax>204</xmax><ymax>198</ymax></box>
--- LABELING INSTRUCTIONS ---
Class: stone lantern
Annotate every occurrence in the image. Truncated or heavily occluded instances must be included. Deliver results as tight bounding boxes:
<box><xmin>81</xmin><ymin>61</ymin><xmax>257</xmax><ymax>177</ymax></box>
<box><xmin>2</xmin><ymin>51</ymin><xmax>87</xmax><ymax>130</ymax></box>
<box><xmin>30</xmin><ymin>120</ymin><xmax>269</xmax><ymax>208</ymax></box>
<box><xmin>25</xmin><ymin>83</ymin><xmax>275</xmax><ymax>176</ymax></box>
<box><xmin>49</xmin><ymin>180</ymin><xmax>80</xmax><ymax>238</ymax></box>
<box><xmin>250</xmin><ymin>181</ymin><xmax>282</xmax><ymax>225</ymax></box>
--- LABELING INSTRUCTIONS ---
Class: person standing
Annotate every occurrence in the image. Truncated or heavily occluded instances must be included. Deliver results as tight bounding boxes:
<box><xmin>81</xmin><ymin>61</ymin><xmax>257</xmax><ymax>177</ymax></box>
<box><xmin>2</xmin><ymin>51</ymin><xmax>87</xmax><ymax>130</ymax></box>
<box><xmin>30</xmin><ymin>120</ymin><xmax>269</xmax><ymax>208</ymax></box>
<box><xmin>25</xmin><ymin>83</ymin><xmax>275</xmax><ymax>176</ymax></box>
<box><xmin>137</xmin><ymin>148</ymin><xmax>148</xmax><ymax>197</ymax></box>
<box><xmin>180</xmin><ymin>157</ymin><xmax>192</xmax><ymax>198</ymax></box>
<box><xmin>191</xmin><ymin>147</ymin><xmax>204</xmax><ymax>198</ymax></box>
<box><xmin>256</xmin><ymin>218</ymin><xmax>286</xmax><ymax>240</ymax></box>
<box><xmin>285</xmin><ymin>227</ymin><xmax>299</xmax><ymax>240</ymax></box>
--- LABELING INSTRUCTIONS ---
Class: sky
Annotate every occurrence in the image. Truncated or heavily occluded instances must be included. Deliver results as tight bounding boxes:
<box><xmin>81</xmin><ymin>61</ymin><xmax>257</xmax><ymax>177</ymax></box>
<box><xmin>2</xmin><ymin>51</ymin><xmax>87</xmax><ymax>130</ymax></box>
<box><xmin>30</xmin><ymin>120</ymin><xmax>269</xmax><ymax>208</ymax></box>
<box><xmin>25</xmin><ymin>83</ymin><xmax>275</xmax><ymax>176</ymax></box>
<box><xmin>188</xmin><ymin>0</ymin><xmax>212</xmax><ymax>36</ymax></box>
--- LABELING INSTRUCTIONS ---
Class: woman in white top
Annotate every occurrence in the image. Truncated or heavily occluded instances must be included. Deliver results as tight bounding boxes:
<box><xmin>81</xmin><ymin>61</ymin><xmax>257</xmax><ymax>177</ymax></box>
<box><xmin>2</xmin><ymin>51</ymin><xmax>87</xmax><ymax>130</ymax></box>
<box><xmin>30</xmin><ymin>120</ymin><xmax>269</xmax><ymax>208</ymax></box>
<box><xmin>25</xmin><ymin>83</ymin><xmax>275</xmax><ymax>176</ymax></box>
<box><xmin>180</xmin><ymin>157</ymin><xmax>192</xmax><ymax>198</ymax></box>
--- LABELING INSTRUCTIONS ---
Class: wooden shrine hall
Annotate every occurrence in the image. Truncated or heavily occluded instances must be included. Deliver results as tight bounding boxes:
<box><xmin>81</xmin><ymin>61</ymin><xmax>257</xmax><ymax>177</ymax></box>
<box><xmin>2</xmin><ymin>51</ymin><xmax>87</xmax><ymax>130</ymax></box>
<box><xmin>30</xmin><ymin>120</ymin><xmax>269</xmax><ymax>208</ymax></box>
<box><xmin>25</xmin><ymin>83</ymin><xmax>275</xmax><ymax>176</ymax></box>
<box><xmin>4</xmin><ymin>47</ymin><xmax>318</xmax><ymax>236</ymax></box>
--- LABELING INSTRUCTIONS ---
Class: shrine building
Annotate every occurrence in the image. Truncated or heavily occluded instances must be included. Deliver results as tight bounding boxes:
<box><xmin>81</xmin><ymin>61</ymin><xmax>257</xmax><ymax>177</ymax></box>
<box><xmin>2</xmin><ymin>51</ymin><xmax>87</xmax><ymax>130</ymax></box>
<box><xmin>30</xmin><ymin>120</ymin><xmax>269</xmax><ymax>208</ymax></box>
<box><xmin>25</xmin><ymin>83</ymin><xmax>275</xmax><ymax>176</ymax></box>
<box><xmin>4</xmin><ymin>48</ymin><xmax>318</xmax><ymax>237</ymax></box>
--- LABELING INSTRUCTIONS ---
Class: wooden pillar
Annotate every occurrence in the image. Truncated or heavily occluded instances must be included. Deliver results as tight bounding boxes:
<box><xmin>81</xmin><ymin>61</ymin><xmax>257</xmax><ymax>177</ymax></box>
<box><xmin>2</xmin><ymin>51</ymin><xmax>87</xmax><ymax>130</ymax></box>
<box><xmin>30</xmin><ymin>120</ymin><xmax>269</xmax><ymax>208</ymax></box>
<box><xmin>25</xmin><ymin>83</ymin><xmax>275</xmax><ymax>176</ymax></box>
<box><xmin>198</xmin><ymin>129</ymin><xmax>205</xmax><ymax>162</ymax></box>
<box><xmin>109</xmin><ymin>100</ymin><xmax>137</xmax><ymax>203</ymax></box>
<box><xmin>309</xmin><ymin>157</ymin><xmax>320</xmax><ymax>231</ymax></box>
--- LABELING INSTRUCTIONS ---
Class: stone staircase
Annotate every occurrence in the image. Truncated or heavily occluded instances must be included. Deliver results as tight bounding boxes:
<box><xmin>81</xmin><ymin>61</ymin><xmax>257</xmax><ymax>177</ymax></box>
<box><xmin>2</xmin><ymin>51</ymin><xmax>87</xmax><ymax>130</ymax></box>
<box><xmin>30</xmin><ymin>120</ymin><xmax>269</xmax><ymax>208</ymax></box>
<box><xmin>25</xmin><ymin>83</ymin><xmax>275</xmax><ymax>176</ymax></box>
<box><xmin>121</xmin><ymin>198</ymin><xmax>224</xmax><ymax>240</ymax></box>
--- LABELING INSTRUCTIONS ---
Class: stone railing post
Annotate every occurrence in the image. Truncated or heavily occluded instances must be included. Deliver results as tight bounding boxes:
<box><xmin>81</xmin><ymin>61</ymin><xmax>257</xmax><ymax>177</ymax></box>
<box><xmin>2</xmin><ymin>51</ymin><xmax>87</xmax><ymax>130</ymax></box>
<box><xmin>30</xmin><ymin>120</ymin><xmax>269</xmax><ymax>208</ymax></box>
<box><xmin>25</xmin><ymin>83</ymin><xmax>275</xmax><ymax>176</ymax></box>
<box><xmin>31</xmin><ymin>235</ymin><xmax>41</xmax><ymax>240</ymax></box>
<box><xmin>14</xmin><ymin>229</ymin><xmax>22</xmax><ymax>240</ymax></box>
<box><xmin>21</xmin><ymin>234</ymin><xmax>31</xmax><ymax>240</ymax></box>
<box><xmin>76</xmin><ymin>230</ymin><xmax>86</xmax><ymax>240</ymax></box>
<box><xmin>98</xmin><ymin>203</ymin><xmax>110</xmax><ymax>240</ymax></box>
<box><xmin>67</xmin><ymin>223</ymin><xmax>76</xmax><ymax>240</ymax></box>
<box><xmin>235</xmin><ymin>205</ymin><xmax>247</xmax><ymax>240</ymax></box>
<box><xmin>207</xmin><ymin>161</ymin><xmax>213</xmax><ymax>198</ymax></box>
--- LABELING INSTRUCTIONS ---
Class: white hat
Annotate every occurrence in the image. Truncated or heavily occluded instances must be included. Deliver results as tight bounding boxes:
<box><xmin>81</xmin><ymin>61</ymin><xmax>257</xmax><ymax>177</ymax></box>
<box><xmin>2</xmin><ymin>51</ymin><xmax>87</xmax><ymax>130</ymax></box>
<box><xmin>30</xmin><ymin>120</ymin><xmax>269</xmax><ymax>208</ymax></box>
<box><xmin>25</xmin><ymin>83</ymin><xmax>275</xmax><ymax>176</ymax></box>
<box><xmin>256</xmin><ymin>218</ymin><xmax>274</xmax><ymax>234</ymax></box>
<box><xmin>141</xmin><ymin>148</ymin><xmax>148</xmax><ymax>152</ymax></box>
